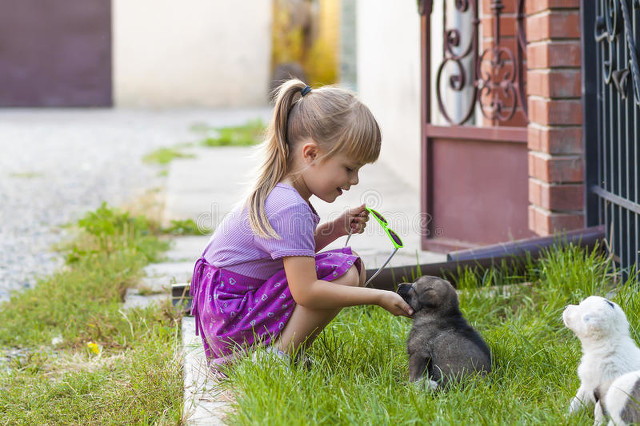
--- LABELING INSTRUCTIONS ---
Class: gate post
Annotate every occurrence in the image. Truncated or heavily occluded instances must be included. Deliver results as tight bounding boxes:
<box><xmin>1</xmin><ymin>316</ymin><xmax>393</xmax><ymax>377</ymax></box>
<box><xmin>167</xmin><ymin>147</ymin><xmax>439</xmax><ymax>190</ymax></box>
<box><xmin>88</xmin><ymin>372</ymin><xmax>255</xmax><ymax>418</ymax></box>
<box><xmin>526</xmin><ymin>1</ymin><xmax>585</xmax><ymax>235</ymax></box>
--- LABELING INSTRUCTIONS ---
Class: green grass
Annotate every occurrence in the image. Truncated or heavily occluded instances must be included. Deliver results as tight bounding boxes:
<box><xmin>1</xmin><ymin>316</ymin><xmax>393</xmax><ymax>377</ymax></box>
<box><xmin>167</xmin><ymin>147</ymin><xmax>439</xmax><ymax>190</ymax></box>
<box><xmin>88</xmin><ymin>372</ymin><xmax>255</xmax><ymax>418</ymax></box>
<box><xmin>143</xmin><ymin>146</ymin><xmax>195</xmax><ymax>165</ymax></box>
<box><xmin>0</xmin><ymin>203</ymin><xmax>183</xmax><ymax>424</ymax></box>
<box><xmin>162</xmin><ymin>218</ymin><xmax>208</xmax><ymax>236</ymax></box>
<box><xmin>1</xmin><ymin>201</ymin><xmax>635</xmax><ymax>425</ymax></box>
<box><xmin>142</xmin><ymin>120</ymin><xmax>266</xmax><ymax>170</ymax></box>
<box><xmin>9</xmin><ymin>172</ymin><xmax>44</xmax><ymax>179</ymax></box>
<box><xmin>223</xmin><ymin>244</ymin><xmax>637</xmax><ymax>425</ymax></box>
<box><xmin>194</xmin><ymin>119</ymin><xmax>266</xmax><ymax>147</ymax></box>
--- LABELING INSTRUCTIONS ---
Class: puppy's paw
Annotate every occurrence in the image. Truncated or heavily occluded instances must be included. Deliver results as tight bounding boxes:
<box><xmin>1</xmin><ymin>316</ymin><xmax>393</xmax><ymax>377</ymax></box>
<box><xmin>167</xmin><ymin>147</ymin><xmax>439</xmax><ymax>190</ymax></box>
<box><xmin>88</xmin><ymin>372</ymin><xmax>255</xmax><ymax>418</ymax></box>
<box><xmin>426</xmin><ymin>380</ymin><xmax>439</xmax><ymax>391</ymax></box>
<box><xmin>412</xmin><ymin>377</ymin><xmax>439</xmax><ymax>392</ymax></box>
<box><xmin>569</xmin><ymin>396</ymin><xmax>585</xmax><ymax>414</ymax></box>
<box><xmin>593</xmin><ymin>401</ymin><xmax>606</xmax><ymax>425</ymax></box>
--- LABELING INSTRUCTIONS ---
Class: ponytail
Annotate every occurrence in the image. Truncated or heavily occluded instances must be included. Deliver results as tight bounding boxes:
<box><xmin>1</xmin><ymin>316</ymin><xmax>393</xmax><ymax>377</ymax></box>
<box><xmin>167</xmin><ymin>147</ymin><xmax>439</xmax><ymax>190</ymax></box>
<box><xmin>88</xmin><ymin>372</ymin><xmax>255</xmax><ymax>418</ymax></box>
<box><xmin>247</xmin><ymin>79</ymin><xmax>307</xmax><ymax>238</ymax></box>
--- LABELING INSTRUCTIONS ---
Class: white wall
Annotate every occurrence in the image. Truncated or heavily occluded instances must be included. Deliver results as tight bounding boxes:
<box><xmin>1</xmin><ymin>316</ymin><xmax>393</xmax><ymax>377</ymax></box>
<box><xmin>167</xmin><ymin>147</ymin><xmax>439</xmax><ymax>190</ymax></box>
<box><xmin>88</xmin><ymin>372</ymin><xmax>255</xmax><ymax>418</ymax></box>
<box><xmin>355</xmin><ymin>0</ymin><xmax>421</xmax><ymax>189</ymax></box>
<box><xmin>113</xmin><ymin>0</ymin><xmax>272</xmax><ymax>107</ymax></box>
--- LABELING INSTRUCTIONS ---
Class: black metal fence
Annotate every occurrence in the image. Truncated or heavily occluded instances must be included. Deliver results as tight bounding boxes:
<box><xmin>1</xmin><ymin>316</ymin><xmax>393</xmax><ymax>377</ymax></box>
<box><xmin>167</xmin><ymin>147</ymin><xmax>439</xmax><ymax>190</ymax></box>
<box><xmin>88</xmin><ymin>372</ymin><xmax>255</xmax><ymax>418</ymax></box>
<box><xmin>583</xmin><ymin>0</ymin><xmax>640</xmax><ymax>276</ymax></box>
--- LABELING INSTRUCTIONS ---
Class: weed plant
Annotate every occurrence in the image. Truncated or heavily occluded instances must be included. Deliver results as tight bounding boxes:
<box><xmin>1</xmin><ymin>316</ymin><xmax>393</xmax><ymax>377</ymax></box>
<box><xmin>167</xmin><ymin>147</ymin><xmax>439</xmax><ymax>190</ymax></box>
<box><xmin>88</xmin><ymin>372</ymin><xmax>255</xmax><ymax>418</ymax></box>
<box><xmin>143</xmin><ymin>147</ymin><xmax>195</xmax><ymax>165</ymax></box>
<box><xmin>197</xmin><ymin>119</ymin><xmax>266</xmax><ymax>147</ymax></box>
<box><xmin>162</xmin><ymin>218</ymin><xmax>207</xmax><ymax>236</ymax></box>
<box><xmin>225</xmin><ymin>244</ymin><xmax>639</xmax><ymax>425</ymax></box>
<box><xmin>0</xmin><ymin>203</ymin><xmax>182</xmax><ymax>424</ymax></box>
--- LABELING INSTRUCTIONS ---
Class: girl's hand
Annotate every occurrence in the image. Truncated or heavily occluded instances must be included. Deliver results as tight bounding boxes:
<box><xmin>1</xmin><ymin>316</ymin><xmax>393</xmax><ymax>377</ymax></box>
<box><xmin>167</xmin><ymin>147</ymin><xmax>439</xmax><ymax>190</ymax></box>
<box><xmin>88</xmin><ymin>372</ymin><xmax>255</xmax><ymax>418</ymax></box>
<box><xmin>377</xmin><ymin>291</ymin><xmax>414</xmax><ymax>317</ymax></box>
<box><xmin>315</xmin><ymin>204</ymin><xmax>369</xmax><ymax>251</ymax></box>
<box><xmin>338</xmin><ymin>203</ymin><xmax>369</xmax><ymax>236</ymax></box>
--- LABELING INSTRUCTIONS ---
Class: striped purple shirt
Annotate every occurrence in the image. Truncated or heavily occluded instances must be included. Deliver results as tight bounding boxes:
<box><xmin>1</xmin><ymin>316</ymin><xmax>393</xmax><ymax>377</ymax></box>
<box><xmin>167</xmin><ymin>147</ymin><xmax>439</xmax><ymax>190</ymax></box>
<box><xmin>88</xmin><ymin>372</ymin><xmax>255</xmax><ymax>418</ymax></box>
<box><xmin>202</xmin><ymin>183</ymin><xmax>320</xmax><ymax>280</ymax></box>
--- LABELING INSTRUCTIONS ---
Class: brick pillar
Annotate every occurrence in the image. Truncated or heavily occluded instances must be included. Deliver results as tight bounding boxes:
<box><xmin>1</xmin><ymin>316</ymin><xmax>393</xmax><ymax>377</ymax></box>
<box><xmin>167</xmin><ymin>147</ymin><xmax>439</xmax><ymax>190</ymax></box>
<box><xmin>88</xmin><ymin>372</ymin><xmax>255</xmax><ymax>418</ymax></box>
<box><xmin>526</xmin><ymin>1</ymin><xmax>584</xmax><ymax>236</ymax></box>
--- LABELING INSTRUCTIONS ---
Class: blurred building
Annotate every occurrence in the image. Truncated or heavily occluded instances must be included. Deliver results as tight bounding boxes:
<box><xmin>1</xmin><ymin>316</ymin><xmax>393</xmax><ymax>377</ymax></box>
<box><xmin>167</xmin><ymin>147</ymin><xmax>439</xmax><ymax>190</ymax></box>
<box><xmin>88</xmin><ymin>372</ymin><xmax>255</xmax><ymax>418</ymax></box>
<box><xmin>114</xmin><ymin>0</ymin><xmax>272</xmax><ymax>107</ymax></box>
<box><xmin>0</xmin><ymin>0</ymin><xmax>421</xmax><ymax>185</ymax></box>
<box><xmin>0</xmin><ymin>0</ymin><xmax>272</xmax><ymax>108</ymax></box>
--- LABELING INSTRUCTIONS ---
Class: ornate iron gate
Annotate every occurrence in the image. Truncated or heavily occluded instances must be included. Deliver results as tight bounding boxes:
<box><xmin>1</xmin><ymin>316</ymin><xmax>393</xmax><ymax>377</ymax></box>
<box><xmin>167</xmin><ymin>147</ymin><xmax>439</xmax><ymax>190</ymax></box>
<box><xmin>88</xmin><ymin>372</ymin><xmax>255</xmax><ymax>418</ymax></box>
<box><xmin>418</xmin><ymin>0</ymin><xmax>532</xmax><ymax>251</ymax></box>
<box><xmin>583</xmin><ymin>0</ymin><xmax>640</xmax><ymax>274</ymax></box>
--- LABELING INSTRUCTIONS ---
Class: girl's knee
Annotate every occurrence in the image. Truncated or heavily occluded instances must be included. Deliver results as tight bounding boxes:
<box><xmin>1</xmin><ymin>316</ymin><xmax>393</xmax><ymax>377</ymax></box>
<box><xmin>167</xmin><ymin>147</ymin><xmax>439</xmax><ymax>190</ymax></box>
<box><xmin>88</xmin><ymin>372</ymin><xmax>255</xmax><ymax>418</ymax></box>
<box><xmin>358</xmin><ymin>262</ymin><xmax>366</xmax><ymax>286</ymax></box>
<box><xmin>331</xmin><ymin>251</ymin><xmax>365</xmax><ymax>287</ymax></box>
<box><xmin>338</xmin><ymin>264</ymin><xmax>362</xmax><ymax>287</ymax></box>
<box><xmin>350</xmin><ymin>250</ymin><xmax>366</xmax><ymax>287</ymax></box>
<box><xmin>351</xmin><ymin>263</ymin><xmax>366</xmax><ymax>287</ymax></box>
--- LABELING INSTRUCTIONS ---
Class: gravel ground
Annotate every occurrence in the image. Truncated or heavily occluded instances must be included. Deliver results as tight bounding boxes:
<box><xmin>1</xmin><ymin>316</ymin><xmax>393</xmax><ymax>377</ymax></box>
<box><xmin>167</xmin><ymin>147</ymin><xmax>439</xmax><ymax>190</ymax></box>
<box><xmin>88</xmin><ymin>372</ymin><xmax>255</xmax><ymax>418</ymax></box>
<box><xmin>0</xmin><ymin>108</ymin><xmax>271</xmax><ymax>303</ymax></box>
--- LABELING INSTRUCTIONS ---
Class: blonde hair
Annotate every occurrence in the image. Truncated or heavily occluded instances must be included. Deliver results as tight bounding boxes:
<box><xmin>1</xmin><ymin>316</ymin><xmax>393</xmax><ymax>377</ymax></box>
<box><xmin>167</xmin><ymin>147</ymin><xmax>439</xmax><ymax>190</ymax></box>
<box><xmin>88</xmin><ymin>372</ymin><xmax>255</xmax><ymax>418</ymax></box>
<box><xmin>247</xmin><ymin>79</ymin><xmax>381</xmax><ymax>238</ymax></box>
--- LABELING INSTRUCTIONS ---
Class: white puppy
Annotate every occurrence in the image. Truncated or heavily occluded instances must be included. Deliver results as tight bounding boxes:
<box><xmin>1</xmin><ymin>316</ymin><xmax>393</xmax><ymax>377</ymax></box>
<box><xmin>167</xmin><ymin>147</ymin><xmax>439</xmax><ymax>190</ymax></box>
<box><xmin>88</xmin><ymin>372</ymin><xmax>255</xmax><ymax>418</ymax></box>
<box><xmin>563</xmin><ymin>296</ymin><xmax>640</xmax><ymax>419</ymax></box>
<box><xmin>595</xmin><ymin>370</ymin><xmax>640</xmax><ymax>425</ymax></box>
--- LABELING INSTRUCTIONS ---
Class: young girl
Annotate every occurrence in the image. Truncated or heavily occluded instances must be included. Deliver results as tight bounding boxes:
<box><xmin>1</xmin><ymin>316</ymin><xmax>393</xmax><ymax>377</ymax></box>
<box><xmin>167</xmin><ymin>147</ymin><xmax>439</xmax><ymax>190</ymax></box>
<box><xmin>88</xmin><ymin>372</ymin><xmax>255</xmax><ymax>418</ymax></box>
<box><xmin>190</xmin><ymin>79</ymin><xmax>413</xmax><ymax>367</ymax></box>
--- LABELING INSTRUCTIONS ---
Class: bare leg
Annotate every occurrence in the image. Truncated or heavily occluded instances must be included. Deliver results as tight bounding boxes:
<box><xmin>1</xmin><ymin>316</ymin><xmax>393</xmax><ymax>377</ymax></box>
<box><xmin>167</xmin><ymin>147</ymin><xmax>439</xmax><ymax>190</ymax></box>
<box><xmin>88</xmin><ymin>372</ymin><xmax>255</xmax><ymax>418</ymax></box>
<box><xmin>275</xmin><ymin>259</ymin><xmax>365</xmax><ymax>355</ymax></box>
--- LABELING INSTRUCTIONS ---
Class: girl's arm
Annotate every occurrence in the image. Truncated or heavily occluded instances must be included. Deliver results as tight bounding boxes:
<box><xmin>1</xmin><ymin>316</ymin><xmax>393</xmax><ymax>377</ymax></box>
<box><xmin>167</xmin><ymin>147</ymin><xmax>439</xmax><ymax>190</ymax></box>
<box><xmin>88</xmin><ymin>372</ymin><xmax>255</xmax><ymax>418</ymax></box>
<box><xmin>283</xmin><ymin>256</ymin><xmax>413</xmax><ymax>316</ymax></box>
<box><xmin>314</xmin><ymin>204</ymin><xmax>368</xmax><ymax>251</ymax></box>
<box><xmin>314</xmin><ymin>221</ymin><xmax>345</xmax><ymax>251</ymax></box>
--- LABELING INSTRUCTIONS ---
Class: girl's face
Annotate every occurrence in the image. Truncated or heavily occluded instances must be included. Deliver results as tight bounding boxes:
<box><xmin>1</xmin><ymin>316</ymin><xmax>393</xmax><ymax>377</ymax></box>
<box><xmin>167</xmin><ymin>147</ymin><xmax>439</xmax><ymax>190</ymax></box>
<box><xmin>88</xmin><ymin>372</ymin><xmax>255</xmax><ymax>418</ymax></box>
<box><xmin>300</xmin><ymin>145</ymin><xmax>363</xmax><ymax>203</ymax></box>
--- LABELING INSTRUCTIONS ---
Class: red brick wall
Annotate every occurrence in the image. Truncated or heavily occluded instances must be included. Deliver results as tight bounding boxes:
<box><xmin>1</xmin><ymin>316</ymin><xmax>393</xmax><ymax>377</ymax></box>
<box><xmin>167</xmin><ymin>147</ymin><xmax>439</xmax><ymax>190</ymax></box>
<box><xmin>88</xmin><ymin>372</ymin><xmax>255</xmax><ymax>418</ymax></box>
<box><xmin>526</xmin><ymin>1</ymin><xmax>584</xmax><ymax>235</ymax></box>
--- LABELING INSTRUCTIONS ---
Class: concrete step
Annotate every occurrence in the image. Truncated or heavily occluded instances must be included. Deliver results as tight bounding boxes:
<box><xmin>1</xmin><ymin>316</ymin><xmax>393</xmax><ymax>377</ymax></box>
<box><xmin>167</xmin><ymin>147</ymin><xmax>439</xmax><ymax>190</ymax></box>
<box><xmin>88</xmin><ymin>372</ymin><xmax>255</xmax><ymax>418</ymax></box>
<box><xmin>122</xmin><ymin>289</ymin><xmax>170</xmax><ymax>310</ymax></box>
<box><xmin>143</xmin><ymin>261</ymin><xmax>194</xmax><ymax>285</ymax></box>
<box><xmin>165</xmin><ymin>236</ymin><xmax>209</xmax><ymax>263</ymax></box>
<box><xmin>122</xmin><ymin>261</ymin><xmax>184</xmax><ymax>311</ymax></box>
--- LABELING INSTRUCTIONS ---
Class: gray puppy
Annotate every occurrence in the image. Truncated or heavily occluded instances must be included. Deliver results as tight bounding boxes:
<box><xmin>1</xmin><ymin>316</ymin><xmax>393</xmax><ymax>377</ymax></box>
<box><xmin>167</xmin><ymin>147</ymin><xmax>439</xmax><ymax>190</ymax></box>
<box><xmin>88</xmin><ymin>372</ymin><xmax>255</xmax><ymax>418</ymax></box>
<box><xmin>594</xmin><ymin>370</ymin><xmax>640</xmax><ymax>425</ymax></box>
<box><xmin>397</xmin><ymin>276</ymin><xmax>492</xmax><ymax>389</ymax></box>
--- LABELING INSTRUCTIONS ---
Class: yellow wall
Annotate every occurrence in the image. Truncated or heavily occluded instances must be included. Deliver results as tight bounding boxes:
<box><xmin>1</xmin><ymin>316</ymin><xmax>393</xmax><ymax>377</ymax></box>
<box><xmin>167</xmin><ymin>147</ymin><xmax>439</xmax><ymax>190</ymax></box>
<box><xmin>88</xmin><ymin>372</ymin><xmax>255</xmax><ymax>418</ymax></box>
<box><xmin>272</xmin><ymin>0</ymin><xmax>340</xmax><ymax>87</ymax></box>
<box><xmin>306</xmin><ymin>0</ymin><xmax>339</xmax><ymax>86</ymax></box>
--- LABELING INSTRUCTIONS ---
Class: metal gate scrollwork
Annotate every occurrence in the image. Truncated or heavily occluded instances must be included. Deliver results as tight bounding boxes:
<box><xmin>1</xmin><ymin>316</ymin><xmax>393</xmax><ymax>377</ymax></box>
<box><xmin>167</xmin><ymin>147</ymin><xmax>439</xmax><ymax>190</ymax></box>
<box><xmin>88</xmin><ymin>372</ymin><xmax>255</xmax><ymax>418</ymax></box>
<box><xmin>422</xmin><ymin>0</ymin><xmax>527</xmax><ymax>125</ymax></box>
<box><xmin>594</xmin><ymin>0</ymin><xmax>640</xmax><ymax>104</ymax></box>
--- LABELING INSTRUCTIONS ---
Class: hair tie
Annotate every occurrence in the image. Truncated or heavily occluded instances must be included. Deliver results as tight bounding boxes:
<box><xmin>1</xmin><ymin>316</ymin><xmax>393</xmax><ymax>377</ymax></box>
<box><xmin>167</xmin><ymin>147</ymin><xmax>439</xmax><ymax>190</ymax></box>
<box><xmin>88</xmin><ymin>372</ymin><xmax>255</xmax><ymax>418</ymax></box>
<box><xmin>301</xmin><ymin>86</ymin><xmax>312</xmax><ymax>97</ymax></box>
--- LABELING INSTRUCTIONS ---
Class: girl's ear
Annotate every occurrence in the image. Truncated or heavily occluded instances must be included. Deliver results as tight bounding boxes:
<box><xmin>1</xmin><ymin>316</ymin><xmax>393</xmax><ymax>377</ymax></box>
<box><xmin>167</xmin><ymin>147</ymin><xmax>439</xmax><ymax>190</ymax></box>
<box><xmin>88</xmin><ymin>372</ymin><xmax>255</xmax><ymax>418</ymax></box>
<box><xmin>301</xmin><ymin>141</ymin><xmax>319</xmax><ymax>164</ymax></box>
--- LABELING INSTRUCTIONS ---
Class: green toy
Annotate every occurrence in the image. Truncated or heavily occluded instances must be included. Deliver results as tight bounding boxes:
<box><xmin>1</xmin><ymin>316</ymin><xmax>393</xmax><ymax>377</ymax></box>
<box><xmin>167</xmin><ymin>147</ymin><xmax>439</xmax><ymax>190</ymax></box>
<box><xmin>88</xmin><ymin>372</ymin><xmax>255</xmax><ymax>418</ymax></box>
<box><xmin>345</xmin><ymin>206</ymin><xmax>404</xmax><ymax>286</ymax></box>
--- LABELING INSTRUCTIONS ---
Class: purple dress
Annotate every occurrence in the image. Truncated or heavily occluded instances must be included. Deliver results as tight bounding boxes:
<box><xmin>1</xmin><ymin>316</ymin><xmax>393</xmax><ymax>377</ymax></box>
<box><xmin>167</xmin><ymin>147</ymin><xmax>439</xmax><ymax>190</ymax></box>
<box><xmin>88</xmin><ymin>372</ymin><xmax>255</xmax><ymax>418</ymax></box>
<box><xmin>190</xmin><ymin>184</ymin><xmax>361</xmax><ymax>366</ymax></box>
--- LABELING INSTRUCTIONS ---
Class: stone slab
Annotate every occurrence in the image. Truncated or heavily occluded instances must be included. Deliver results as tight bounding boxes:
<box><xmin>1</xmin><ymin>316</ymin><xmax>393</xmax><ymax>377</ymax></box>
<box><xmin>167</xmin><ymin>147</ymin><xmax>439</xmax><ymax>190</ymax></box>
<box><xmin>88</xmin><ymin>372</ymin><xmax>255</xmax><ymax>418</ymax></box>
<box><xmin>122</xmin><ymin>289</ymin><xmax>170</xmax><ymax>310</ymax></box>
<box><xmin>182</xmin><ymin>316</ymin><xmax>229</xmax><ymax>425</ymax></box>
<box><xmin>165</xmin><ymin>236</ymin><xmax>211</xmax><ymax>263</ymax></box>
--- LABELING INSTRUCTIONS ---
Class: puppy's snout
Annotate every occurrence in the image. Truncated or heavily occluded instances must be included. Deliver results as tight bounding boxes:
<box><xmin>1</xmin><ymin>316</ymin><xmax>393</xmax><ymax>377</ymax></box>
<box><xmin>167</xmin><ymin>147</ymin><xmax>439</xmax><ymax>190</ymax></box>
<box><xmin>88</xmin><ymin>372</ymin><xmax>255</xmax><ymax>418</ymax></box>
<box><xmin>397</xmin><ymin>283</ymin><xmax>411</xmax><ymax>296</ymax></box>
<box><xmin>562</xmin><ymin>305</ymin><xmax>576</xmax><ymax>327</ymax></box>
<box><xmin>397</xmin><ymin>283</ymin><xmax>412</xmax><ymax>304</ymax></box>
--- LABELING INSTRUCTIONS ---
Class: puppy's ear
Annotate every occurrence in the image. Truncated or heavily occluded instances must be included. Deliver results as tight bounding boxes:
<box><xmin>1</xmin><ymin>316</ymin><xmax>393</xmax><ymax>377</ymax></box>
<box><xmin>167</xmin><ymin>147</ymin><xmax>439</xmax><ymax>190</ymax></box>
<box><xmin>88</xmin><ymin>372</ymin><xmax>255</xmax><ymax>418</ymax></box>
<box><xmin>418</xmin><ymin>288</ymin><xmax>438</xmax><ymax>308</ymax></box>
